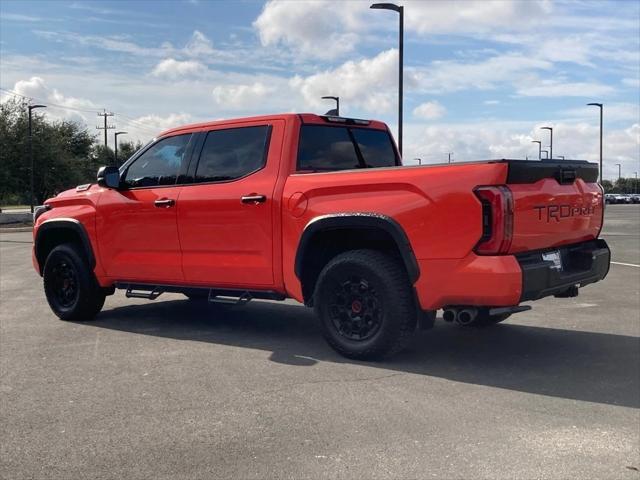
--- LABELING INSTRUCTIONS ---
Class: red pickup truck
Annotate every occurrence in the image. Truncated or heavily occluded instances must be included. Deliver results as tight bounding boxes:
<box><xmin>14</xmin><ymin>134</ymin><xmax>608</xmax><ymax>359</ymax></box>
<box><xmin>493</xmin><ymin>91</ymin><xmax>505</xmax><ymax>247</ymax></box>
<box><xmin>33</xmin><ymin>113</ymin><xmax>610</xmax><ymax>359</ymax></box>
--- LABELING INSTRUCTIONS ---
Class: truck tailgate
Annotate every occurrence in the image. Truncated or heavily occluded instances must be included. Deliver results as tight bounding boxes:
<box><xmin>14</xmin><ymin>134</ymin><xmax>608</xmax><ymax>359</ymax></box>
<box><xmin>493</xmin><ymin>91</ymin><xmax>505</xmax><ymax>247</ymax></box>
<box><xmin>505</xmin><ymin>160</ymin><xmax>603</xmax><ymax>253</ymax></box>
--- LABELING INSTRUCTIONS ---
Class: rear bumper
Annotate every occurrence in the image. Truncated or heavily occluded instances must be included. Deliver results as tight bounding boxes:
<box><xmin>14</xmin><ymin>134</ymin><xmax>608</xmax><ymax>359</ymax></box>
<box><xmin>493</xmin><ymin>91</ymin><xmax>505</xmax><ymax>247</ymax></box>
<box><xmin>413</xmin><ymin>239</ymin><xmax>610</xmax><ymax>310</ymax></box>
<box><xmin>516</xmin><ymin>239</ymin><xmax>610</xmax><ymax>302</ymax></box>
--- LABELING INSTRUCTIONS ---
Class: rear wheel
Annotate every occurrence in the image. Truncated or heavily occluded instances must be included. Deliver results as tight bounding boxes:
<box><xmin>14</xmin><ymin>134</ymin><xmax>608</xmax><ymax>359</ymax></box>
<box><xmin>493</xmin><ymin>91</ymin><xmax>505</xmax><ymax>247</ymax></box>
<box><xmin>43</xmin><ymin>244</ymin><xmax>105</xmax><ymax>321</ymax></box>
<box><xmin>314</xmin><ymin>249</ymin><xmax>417</xmax><ymax>360</ymax></box>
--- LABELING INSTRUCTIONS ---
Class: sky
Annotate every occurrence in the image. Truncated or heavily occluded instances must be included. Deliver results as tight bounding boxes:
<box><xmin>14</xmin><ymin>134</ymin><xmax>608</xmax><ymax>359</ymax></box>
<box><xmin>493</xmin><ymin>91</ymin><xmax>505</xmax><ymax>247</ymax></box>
<box><xmin>0</xmin><ymin>0</ymin><xmax>638</xmax><ymax>180</ymax></box>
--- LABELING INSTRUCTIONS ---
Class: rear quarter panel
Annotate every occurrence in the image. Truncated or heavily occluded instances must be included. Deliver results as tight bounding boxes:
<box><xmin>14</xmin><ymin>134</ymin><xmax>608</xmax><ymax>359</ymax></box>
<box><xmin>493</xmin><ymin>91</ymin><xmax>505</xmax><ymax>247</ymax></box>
<box><xmin>282</xmin><ymin>162</ymin><xmax>508</xmax><ymax>302</ymax></box>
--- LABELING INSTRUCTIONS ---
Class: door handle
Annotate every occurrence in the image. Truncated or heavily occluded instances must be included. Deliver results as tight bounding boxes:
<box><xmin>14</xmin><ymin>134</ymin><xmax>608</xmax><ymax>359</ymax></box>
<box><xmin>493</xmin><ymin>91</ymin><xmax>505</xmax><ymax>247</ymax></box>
<box><xmin>241</xmin><ymin>194</ymin><xmax>267</xmax><ymax>204</ymax></box>
<box><xmin>154</xmin><ymin>198</ymin><xmax>175</xmax><ymax>208</ymax></box>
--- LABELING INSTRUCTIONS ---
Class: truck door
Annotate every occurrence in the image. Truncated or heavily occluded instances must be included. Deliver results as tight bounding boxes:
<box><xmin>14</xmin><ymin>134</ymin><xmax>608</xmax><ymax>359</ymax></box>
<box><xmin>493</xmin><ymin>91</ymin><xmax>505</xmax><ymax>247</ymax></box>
<box><xmin>177</xmin><ymin>120</ymin><xmax>284</xmax><ymax>287</ymax></box>
<box><xmin>96</xmin><ymin>133</ymin><xmax>194</xmax><ymax>282</ymax></box>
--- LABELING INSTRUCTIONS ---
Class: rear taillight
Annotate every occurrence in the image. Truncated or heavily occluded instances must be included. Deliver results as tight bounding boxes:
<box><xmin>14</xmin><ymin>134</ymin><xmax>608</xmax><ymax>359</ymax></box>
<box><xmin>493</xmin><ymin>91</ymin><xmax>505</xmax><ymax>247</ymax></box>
<box><xmin>474</xmin><ymin>186</ymin><xmax>514</xmax><ymax>255</ymax></box>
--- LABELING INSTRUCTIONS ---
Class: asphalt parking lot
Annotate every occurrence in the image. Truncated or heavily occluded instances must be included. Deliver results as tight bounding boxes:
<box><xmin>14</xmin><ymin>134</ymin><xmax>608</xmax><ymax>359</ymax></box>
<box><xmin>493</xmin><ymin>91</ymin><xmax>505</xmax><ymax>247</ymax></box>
<box><xmin>1</xmin><ymin>205</ymin><xmax>639</xmax><ymax>479</ymax></box>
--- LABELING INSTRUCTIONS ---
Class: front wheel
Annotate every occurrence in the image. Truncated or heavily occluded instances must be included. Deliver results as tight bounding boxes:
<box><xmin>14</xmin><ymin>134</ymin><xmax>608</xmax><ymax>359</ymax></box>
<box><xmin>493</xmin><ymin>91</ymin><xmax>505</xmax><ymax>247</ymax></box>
<box><xmin>43</xmin><ymin>244</ymin><xmax>105</xmax><ymax>321</ymax></box>
<box><xmin>314</xmin><ymin>249</ymin><xmax>417</xmax><ymax>360</ymax></box>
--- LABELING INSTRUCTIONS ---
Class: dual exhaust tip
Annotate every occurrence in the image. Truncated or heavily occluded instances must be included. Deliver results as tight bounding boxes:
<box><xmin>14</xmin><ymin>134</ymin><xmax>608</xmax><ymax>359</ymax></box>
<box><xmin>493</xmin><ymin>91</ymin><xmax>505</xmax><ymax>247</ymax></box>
<box><xmin>443</xmin><ymin>307</ymin><xmax>478</xmax><ymax>326</ymax></box>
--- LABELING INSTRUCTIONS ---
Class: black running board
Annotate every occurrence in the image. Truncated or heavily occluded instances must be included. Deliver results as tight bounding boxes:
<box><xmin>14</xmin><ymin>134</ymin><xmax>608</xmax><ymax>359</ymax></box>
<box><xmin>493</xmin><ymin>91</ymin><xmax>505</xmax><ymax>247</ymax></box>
<box><xmin>114</xmin><ymin>282</ymin><xmax>286</xmax><ymax>304</ymax></box>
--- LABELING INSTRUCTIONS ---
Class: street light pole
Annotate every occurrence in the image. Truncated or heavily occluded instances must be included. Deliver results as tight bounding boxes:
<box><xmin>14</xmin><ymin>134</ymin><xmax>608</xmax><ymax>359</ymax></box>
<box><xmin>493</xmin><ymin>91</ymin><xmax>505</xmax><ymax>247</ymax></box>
<box><xmin>587</xmin><ymin>103</ymin><xmax>603</xmax><ymax>183</ymax></box>
<box><xmin>541</xmin><ymin>150</ymin><xmax>549</xmax><ymax>159</ymax></box>
<box><xmin>447</xmin><ymin>152</ymin><xmax>453</xmax><ymax>163</ymax></box>
<box><xmin>114</xmin><ymin>131</ymin><xmax>128</xmax><ymax>166</ymax></box>
<box><xmin>558</xmin><ymin>155</ymin><xmax>565</xmax><ymax>160</ymax></box>
<box><xmin>532</xmin><ymin>140</ymin><xmax>542</xmax><ymax>160</ymax></box>
<box><xmin>321</xmin><ymin>96</ymin><xmax>340</xmax><ymax>116</ymax></box>
<box><xmin>541</xmin><ymin>126</ymin><xmax>553</xmax><ymax>160</ymax></box>
<box><xmin>615</xmin><ymin>163</ymin><xmax>621</xmax><ymax>182</ymax></box>
<box><xmin>28</xmin><ymin>104</ymin><xmax>46</xmax><ymax>213</ymax></box>
<box><xmin>370</xmin><ymin>2</ymin><xmax>403</xmax><ymax>156</ymax></box>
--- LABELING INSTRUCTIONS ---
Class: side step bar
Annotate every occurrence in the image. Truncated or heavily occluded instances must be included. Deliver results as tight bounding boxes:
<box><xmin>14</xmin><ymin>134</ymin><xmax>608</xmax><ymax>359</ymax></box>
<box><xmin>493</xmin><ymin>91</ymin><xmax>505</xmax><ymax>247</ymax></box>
<box><xmin>115</xmin><ymin>282</ymin><xmax>285</xmax><ymax>305</ymax></box>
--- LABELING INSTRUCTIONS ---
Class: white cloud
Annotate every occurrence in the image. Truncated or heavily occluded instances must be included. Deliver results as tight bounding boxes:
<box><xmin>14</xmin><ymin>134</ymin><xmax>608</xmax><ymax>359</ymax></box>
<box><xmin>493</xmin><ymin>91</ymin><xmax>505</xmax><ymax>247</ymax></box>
<box><xmin>413</xmin><ymin>101</ymin><xmax>446</xmax><ymax>120</ymax></box>
<box><xmin>151</xmin><ymin>58</ymin><xmax>207</xmax><ymax>79</ymax></box>
<box><xmin>253</xmin><ymin>0</ymin><xmax>363</xmax><ymax>60</ymax></box>
<box><xmin>411</xmin><ymin>54</ymin><xmax>553</xmax><ymax>94</ymax></box>
<box><xmin>131</xmin><ymin>113</ymin><xmax>193</xmax><ymax>132</ymax></box>
<box><xmin>404</xmin><ymin>0</ymin><xmax>551</xmax><ymax>35</ymax></box>
<box><xmin>516</xmin><ymin>79</ymin><xmax>616</xmax><ymax>98</ymax></box>
<box><xmin>183</xmin><ymin>30</ymin><xmax>215</xmax><ymax>57</ymax></box>
<box><xmin>563</xmin><ymin>103</ymin><xmax>640</xmax><ymax>124</ymax></box>
<box><xmin>404</xmin><ymin>121</ymin><xmax>640</xmax><ymax>181</ymax></box>
<box><xmin>10</xmin><ymin>76</ymin><xmax>98</xmax><ymax>123</ymax></box>
<box><xmin>290</xmin><ymin>49</ymin><xmax>398</xmax><ymax>113</ymax></box>
<box><xmin>212</xmin><ymin>82</ymin><xmax>275</xmax><ymax>109</ymax></box>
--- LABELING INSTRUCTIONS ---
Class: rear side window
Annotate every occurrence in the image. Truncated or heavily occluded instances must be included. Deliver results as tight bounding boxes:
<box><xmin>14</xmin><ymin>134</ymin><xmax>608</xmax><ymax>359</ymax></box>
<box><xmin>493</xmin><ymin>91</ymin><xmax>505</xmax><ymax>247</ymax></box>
<box><xmin>298</xmin><ymin>126</ymin><xmax>360</xmax><ymax>171</ymax></box>
<box><xmin>123</xmin><ymin>133</ymin><xmax>192</xmax><ymax>188</ymax></box>
<box><xmin>351</xmin><ymin>128</ymin><xmax>398</xmax><ymax>168</ymax></box>
<box><xmin>297</xmin><ymin>125</ymin><xmax>398</xmax><ymax>172</ymax></box>
<box><xmin>195</xmin><ymin>126</ymin><xmax>270</xmax><ymax>183</ymax></box>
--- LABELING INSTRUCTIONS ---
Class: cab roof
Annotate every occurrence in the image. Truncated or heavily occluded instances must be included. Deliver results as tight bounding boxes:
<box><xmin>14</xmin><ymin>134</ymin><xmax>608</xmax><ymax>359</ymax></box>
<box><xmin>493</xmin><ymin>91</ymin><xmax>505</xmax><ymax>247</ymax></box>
<box><xmin>158</xmin><ymin>113</ymin><xmax>389</xmax><ymax>138</ymax></box>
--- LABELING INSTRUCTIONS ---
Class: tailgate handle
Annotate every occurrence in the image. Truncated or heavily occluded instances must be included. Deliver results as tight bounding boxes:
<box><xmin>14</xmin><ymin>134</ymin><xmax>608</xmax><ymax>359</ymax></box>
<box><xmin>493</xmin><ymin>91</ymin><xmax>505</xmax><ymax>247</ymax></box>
<box><xmin>556</xmin><ymin>167</ymin><xmax>576</xmax><ymax>184</ymax></box>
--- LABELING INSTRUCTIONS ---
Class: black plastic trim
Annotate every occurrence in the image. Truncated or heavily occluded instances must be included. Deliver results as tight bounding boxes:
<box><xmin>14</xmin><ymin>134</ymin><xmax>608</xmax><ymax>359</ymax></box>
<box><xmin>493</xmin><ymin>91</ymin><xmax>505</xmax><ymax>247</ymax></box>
<box><xmin>505</xmin><ymin>159</ymin><xmax>598</xmax><ymax>184</ymax></box>
<box><xmin>517</xmin><ymin>239</ymin><xmax>610</xmax><ymax>302</ymax></box>
<box><xmin>34</xmin><ymin>218</ymin><xmax>96</xmax><ymax>271</ymax></box>
<box><xmin>294</xmin><ymin>213</ymin><xmax>420</xmax><ymax>283</ymax></box>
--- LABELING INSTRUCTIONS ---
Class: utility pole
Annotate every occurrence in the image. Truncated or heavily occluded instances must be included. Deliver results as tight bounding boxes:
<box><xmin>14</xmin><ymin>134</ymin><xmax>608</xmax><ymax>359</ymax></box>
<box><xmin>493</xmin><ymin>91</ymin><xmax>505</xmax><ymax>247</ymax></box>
<box><xmin>97</xmin><ymin>110</ymin><xmax>115</xmax><ymax>147</ymax></box>
<box><xmin>532</xmin><ymin>140</ymin><xmax>542</xmax><ymax>160</ymax></box>
<box><xmin>321</xmin><ymin>96</ymin><xmax>340</xmax><ymax>116</ymax></box>
<box><xmin>541</xmin><ymin>126</ymin><xmax>553</xmax><ymax>160</ymax></box>
<box><xmin>587</xmin><ymin>103</ymin><xmax>603</xmax><ymax>183</ymax></box>
<box><xmin>28</xmin><ymin>104</ymin><xmax>46</xmax><ymax>213</ymax></box>
<box><xmin>370</xmin><ymin>3</ymin><xmax>403</xmax><ymax>156</ymax></box>
<box><xmin>114</xmin><ymin>131</ymin><xmax>128</xmax><ymax>166</ymax></box>
<box><xmin>447</xmin><ymin>152</ymin><xmax>453</xmax><ymax>163</ymax></box>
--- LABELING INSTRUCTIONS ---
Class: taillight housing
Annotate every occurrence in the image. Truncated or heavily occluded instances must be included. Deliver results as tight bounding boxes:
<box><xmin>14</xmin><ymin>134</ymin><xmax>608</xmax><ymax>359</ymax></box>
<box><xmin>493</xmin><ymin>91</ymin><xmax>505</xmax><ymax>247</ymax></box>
<box><xmin>474</xmin><ymin>186</ymin><xmax>514</xmax><ymax>255</ymax></box>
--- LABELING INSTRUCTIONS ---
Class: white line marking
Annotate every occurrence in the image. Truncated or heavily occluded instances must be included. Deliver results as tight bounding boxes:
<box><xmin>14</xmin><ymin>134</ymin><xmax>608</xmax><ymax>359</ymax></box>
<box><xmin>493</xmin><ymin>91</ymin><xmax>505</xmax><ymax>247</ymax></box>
<box><xmin>611</xmin><ymin>261</ymin><xmax>640</xmax><ymax>268</ymax></box>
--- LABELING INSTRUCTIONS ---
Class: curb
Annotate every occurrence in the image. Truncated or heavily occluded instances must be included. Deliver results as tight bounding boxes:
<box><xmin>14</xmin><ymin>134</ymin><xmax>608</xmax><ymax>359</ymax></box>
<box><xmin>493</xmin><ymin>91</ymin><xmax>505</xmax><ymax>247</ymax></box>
<box><xmin>0</xmin><ymin>226</ymin><xmax>33</xmax><ymax>233</ymax></box>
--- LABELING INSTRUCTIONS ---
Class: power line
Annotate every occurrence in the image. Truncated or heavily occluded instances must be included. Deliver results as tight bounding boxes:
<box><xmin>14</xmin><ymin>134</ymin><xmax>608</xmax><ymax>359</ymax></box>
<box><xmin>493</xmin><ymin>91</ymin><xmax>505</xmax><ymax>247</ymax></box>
<box><xmin>96</xmin><ymin>110</ymin><xmax>115</xmax><ymax>147</ymax></box>
<box><xmin>1</xmin><ymin>87</ymin><xmax>159</xmax><ymax>137</ymax></box>
<box><xmin>0</xmin><ymin>87</ymin><xmax>159</xmax><ymax>136</ymax></box>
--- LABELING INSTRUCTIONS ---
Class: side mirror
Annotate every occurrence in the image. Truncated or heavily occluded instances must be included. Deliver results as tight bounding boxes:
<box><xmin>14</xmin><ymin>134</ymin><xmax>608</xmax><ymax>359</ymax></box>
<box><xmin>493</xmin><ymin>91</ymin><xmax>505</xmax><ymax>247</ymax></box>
<box><xmin>97</xmin><ymin>165</ymin><xmax>120</xmax><ymax>189</ymax></box>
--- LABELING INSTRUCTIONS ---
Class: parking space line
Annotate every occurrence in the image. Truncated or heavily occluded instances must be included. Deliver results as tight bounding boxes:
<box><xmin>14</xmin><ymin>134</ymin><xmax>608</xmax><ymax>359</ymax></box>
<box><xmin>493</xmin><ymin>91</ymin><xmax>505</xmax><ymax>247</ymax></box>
<box><xmin>611</xmin><ymin>261</ymin><xmax>640</xmax><ymax>268</ymax></box>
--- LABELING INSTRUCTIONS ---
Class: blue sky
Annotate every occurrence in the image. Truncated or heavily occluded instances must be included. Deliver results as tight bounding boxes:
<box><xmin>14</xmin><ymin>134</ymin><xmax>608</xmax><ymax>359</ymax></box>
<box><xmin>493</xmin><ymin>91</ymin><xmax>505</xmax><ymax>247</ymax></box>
<box><xmin>1</xmin><ymin>0</ymin><xmax>638</xmax><ymax>179</ymax></box>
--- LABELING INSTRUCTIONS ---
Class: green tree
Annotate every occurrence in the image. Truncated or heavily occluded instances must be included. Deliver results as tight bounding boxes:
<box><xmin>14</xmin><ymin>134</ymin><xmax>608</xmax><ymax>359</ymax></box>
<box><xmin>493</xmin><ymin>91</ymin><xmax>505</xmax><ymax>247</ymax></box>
<box><xmin>600</xmin><ymin>180</ymin><xmax>614</xmax><ymax>193</ymax></box>
<box><xmin>116</xmin><ymin>140</ymin><xmax>144</xmax><ymax>165</ymax></box>
<box><xmin>0</xmin><ymin>97</ymin><xmax>98</xmax><ymax>204</ymax></box>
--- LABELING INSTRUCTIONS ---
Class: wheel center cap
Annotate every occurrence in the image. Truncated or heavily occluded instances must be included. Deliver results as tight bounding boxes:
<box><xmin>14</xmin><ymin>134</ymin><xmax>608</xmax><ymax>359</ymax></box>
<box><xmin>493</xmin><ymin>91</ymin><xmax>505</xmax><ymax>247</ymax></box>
<box><xmin>351</xmin><ymin>300</ymin><xmax>363</xmax><ymax>314</ymax></box>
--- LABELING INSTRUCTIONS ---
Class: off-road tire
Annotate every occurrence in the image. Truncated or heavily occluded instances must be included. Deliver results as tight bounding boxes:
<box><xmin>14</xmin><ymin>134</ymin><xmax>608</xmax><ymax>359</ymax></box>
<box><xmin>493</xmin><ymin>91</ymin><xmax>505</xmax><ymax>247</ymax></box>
<box><xmin>314</xmin><ymin>249</ymin><xmax>417</xmax><ymax>360</ymax></box>
<box><xmin>43</xmin><ymin>243</ymin><xmax>105</xmax><ymax>321</ymax></box>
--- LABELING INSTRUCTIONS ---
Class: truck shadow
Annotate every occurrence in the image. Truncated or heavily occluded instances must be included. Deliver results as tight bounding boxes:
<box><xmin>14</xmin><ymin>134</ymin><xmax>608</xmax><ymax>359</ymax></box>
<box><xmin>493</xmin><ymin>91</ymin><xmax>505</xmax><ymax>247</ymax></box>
<box><xmin>92</xmin><ymin>298</ymin><xmax>639</xmax><ymax>409</ymax></box>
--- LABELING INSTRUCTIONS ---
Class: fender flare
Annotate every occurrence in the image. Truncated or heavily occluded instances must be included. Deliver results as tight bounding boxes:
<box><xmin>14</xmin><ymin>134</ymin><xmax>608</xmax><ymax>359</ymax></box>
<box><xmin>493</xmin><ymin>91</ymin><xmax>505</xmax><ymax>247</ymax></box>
<box><xmin>34</xmin><ymin>218</ymin><xmax>96</xmax><ymax>270</ymax></box>
<box><xmin>294</xmin><ymin>213</ymin><xmax>420</xmax><ymax>283</ymax></box>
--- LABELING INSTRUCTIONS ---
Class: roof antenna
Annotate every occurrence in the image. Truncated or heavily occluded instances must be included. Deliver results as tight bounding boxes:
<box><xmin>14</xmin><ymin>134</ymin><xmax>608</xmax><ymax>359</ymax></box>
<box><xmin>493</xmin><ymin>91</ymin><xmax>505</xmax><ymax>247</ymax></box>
<box><xmin>321</xmin><ymin>96</ymin><xmax>340</xmax><ymax>116</ymax></box>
